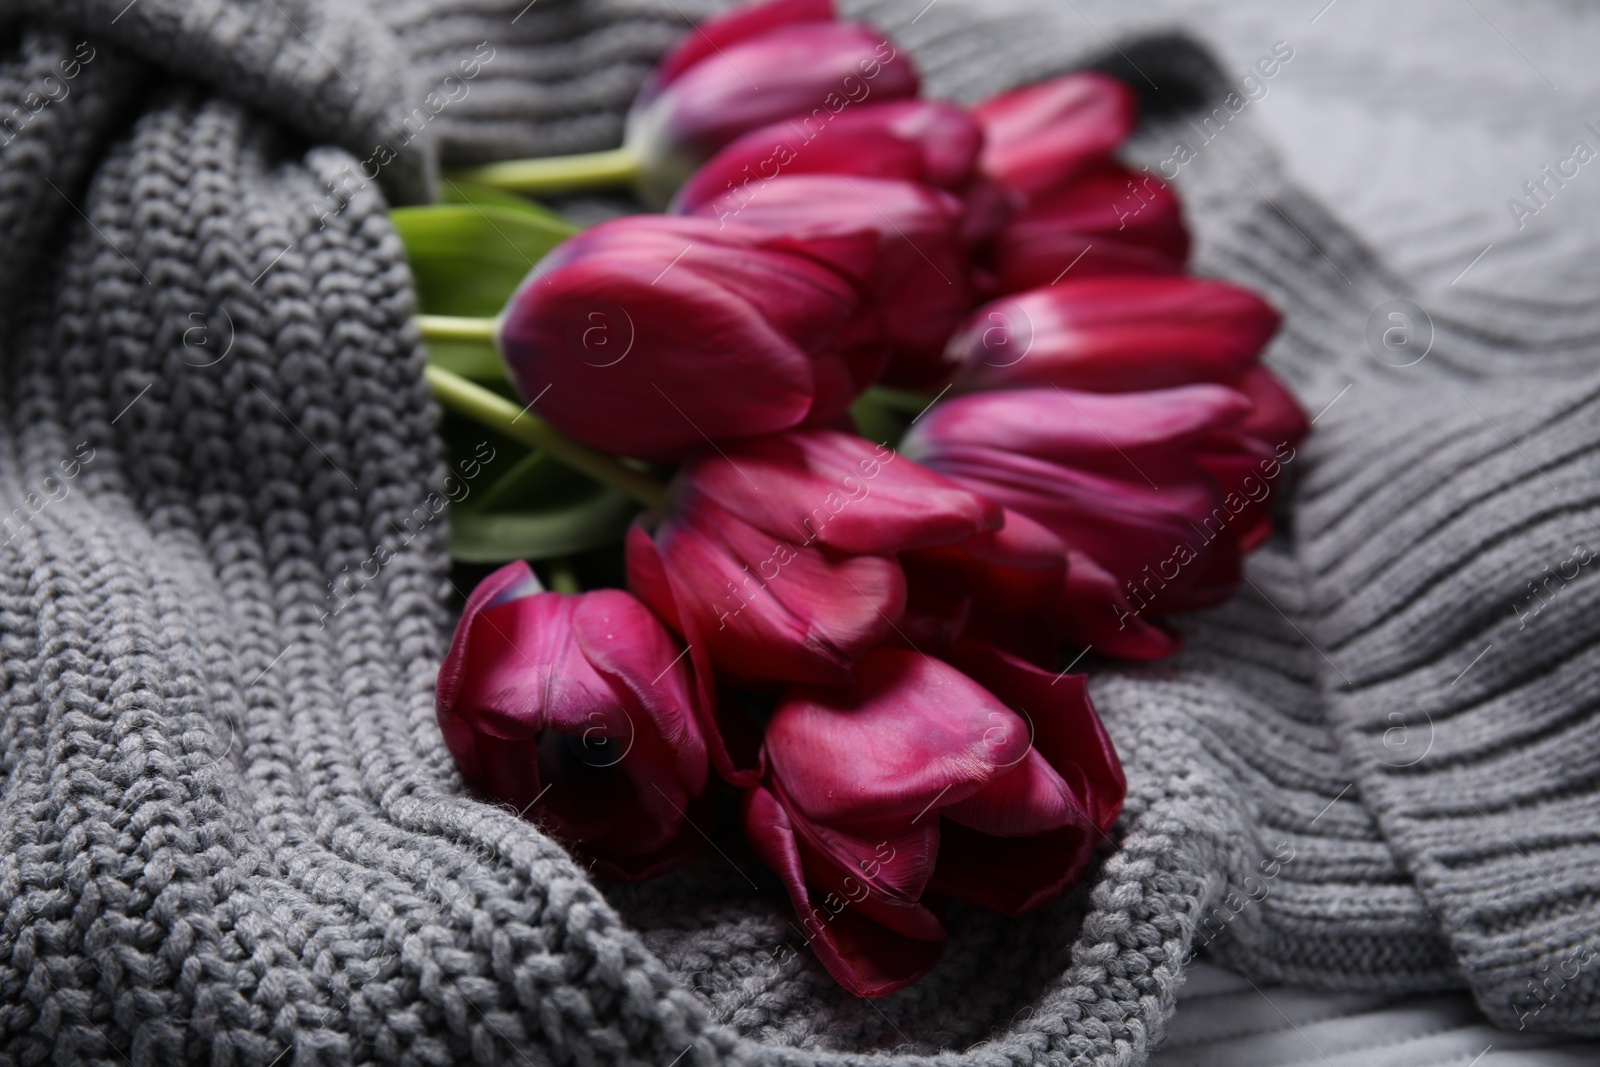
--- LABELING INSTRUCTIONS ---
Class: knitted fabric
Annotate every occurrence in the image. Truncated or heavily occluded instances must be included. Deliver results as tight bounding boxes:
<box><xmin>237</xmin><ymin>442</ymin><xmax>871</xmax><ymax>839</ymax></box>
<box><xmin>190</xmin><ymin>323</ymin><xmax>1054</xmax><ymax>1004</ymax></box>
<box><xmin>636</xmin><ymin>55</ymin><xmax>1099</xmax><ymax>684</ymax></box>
<box><xmin>0</xmin><ymin>1</ymin><xmax>1598</xmax><ymax>1065</ymax></box>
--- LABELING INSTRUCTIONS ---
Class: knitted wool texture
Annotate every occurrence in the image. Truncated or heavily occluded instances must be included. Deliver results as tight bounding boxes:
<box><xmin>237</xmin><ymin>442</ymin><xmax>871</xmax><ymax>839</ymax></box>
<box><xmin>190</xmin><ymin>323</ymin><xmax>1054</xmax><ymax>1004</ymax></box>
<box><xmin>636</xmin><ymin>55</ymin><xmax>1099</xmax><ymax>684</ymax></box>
<box><xmin>1</xmin><ymin>1</ymin><xmax>1598</xmax><ymax>1064</ymax></box>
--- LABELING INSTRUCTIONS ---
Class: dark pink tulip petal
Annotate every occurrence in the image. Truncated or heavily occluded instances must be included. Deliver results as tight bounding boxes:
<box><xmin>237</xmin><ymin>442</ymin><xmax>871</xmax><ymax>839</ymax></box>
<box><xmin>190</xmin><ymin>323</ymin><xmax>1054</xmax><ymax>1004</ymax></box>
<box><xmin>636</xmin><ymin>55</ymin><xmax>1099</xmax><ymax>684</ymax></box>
<box><xmin>646</xmin><ymin>0</ymin><xmax>836</xmax><ymax>98</ymax></box>
<box><xmin>683</xmin><ymin>430</ymin><xmax>1001</xmax><ymax>555</ymax></box>
<box><xmin>904</xmin><ymin>388</ymin><xmax>1256</xmax><ymax>646</ymax></box>
<box><xmin>673</xmin><ymin>99</ymin><xmax>982</xmax><ymax>215</ymax></box>
<box><xmin>499</xmin><ymin>216</ymin><xmax>865</xmax><ymax>462</ymax></box>
<box><xmin>681</xmin><ymin>175</ymin><xmax>975</xmax><ymax>381</ymax></box>
<box><xmin>1053</xmin><ymin>550</ymin><xmax>1181</xmax><ymax>661</ymax></box>
<box><xmin>901</xmin><ymin>507</ymin><xmax>1065</xmax><ymax>614</ymax></box>
<box><xmin>1196</xmin><ymin>431</ymin><xmax>1279</xmax><ymax>552</ymax></box>
<box><xmin>948</xmin><ymin>641</ymin><xmax>1124</xmax><ymax>834</ymax></box>
<box><xmin>941</xmin><ymin>748</ymin><xmax>1074</xmax><ymax>836</ymax></box>
<box><xmin>1229</xmin><ymin>366</ymin><xmax>1309</xmax><ymax>452</ymax></box>
<box><xmin>904</xmin><ymin>384</ymin><xmax>1251</xmax><ymax>477</ymax></box>
<box><xmin>630</xmin><ymin>21</ymin><xmax>919</xmax><ymax>203</ymax></box>
<box><xmin>743</xmin><ymin>785</ymin><xmax>945</xmax><ymax>997</ymax></box>
<box><xmin>765</xmin><ymin>648</ymin><xmax>1029</xmax><ymax>825</ymax></box>
<box><xmin>630</xmin><ymin>489</ymin><xmax>905</xmax><ymax>688</ymax></box>
<box><xmin>974</xmin><ymin>72</ymin><xmax>1137</xmax><ymax>195</ymax></box>
<box><xmin>624</xmin><ymin>524</ymin><xmax>763</xmax><ymax>785</ymax></box>
<box><xmin>984</xmin><ymin>160</ymin><xmax>1190</xmax><ymax>294</ymax></box>
<box><xmin>946</xmin><ymin>278</ymin><xmax>1281</xmax><ymax>393</ymax></box>
<box><xmin>436</xmin><ymin>562</ymin><xmax>711</xmax><ymax>880</ymax></box>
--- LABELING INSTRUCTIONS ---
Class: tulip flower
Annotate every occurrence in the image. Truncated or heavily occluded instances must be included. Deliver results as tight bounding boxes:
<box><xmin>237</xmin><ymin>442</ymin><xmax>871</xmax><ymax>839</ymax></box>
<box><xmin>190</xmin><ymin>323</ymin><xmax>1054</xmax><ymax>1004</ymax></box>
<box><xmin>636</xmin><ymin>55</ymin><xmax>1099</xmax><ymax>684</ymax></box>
<box><xmin>973</xmin><ymin>71</ymin><xmax>1137</xmax><ymax>195</ymax></box>
<box><xmin>899</xmin><ymin>507</ymin><xmax>1067</xmax><ymax>666</ymax></box>
<box><xmin>436</xmin><ymin>561</ymin><xmax>710</xmax><ymax>881</ymax></box>
<box><xmin>628</xmin><ymin>1</ymin><xmax>919</xmax><ymax>206</ymax></box>
<box><xmin>671</xmin><ymin>99</ymin><xmax>983</xmax><ymax>216</ymax></box>
<box><xmin>980</xmin><ymin>160</ymin><xmax>1190</xmax><ymax>295</ymax></box>
<box><xmin>902</xmin><ymin>386</ymin><xmax>1276</xmax><ymax>654</ymax></box>
<box><xmin>453</xmin><ymin>0</ymin><xmax>919</xmax><ymax>207</ymax></box>
<box><xmin>496</xmin><ymin>215</ymin><xmax>877</xmax><ymax>462</ymax></box>
<box><xmin>626</xmin><ymin>428</ymin><xmax>1001</xmax><ymax>780</ymax></box>
<box><xmin>677</xmin><ymin>174</ymin><xmax>975</xmax><ymax>387</ymax></box>
<box><xmin>945</xmin><ymin>276</ymin><xmax>1282</xmax><ymax>394</ymax></box>
<box><xmin>744</xmin><ymin>645</ymin><xmax>1124</xmax><ymax>996</ymax></box>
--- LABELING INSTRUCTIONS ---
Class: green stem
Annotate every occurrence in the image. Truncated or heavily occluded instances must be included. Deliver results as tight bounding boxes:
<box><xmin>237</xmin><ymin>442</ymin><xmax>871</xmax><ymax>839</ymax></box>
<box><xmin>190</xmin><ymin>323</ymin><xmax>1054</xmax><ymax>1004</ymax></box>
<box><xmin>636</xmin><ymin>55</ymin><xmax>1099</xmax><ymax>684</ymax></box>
<box><xmin>418</xmin><ymin>314</ymin><xmax>499</xmax><ymax>345</ymax></box>
<box><xmin>425</xmin><ymin>364</ymin><xmax>667</xmax><ymax>510</ymax></box>
<box><xmin>447</xmin><ymin>145</ymin><xmax>641</xmax><ymax>198</ymax></box>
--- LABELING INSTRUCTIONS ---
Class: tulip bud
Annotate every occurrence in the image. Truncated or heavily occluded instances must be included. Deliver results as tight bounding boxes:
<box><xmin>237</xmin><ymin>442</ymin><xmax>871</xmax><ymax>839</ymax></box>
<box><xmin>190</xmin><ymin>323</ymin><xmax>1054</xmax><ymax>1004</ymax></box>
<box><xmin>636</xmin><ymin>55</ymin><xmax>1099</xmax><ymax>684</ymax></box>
<box><xmin>973</xmin><ymin>71</ymin><xmax>1137</xmax><ymax>195</ymax></box>
<box><xmin>981</xmin><ymin>159</ymin><xmax>1190</xmax><ymax>294</ymax></box>
<box><xmin>625</xmin><ymin>428</ymin><xmax>1001</xmax><ymax>780</ymax></box>
<box><xmin>945</xmin><ymin>277</ymin><xmax>1282</xmax><ymax>394</ymax></box>
<box><xmin>902</xmin><ymin>385</ymin><xmax>1267</xmax><ymax>645</ymax></box>
<box><xmin>744</xmin><ymin>646</ymin><xmax>1123</xmax><ymax>995</ymax></box>
<box><xmin>436</xmin><ymin>562</ymin><xmax>710</xmax><ymax>881</ymax></box>
<box><xmin>677</xmin><ymin>174</ymin><xmax>975</xmax><ymax>388</ymax></box>
<box><xmin>671</xmin><ymin>99</ymin><xmax>983</xmax><ymax>216</ymax></box>
<box><xmin>627</xmin><ymin>0</ymin><xmax>919</xmax><ymax>206</ymax></box>
<box><xmin>497</xmin><ymin>215</ymin><xmax>874</xmax><ymax>462</ymax></box>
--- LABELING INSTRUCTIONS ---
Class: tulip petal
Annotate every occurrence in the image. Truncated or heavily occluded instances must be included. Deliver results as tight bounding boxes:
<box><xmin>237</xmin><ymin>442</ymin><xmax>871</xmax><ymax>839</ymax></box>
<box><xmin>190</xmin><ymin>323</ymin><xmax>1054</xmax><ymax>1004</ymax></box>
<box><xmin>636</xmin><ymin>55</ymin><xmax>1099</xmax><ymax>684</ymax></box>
<box><xmin>636</xmin><ymin>23</ymin><xmax>918</xmax><ymax>165</ymax></box>
<box><xmin>946</xmin><ymin>278</ymin><xmax>1280</xmax><ymax>393</ymax></box>
<box><xmin>500</xmin><ymin>216</ymin><xmax>861</xmax><ymax>461</ymax></box>
<box><xmin>672</xmin><ymin>99</ymin><xmax>982</xmax><ymax>214</ymax></box>
<box><xmin>941</xmin><ymin>747</ymin><xmax>1074</xmax><ymax>836</ymax></box>
<box><xmin>685</xmin><ymin>429</ymin><xmax>1001</xmax><ymax>554</ymax></box>
<box><xmin>974</xmin><ymin>72</ymin><xmax>1137</xmax><ymax>194</ymax></box>
<box><xmin>573</xmin><ymin>589</ymin><xmax>709</xmax><ymax>794</ymax></box>
<box><xmin>1052</xmin><ymin>550</ymin><xmax>1181</xmax><ymax>661</ymax></box>
<box><xmin>766</xmin><ymin>648</ymin><xmax>1030</xmax><ymax>824</ymax></box>
<box><xmin>985</xmin><ymin>160</ymin><xmax>1190</xmax><ymax>294</ymax></box>
<box><xmin>646</xmin><ymin>0</ymin><xmax>836</xmax><ymax>97</ymax></box>
<box><xmin>901</xmin><ymin>507</ymin><xmax>1065</xmax><ymax>613</ymax></box>
<box><xmin>946</xmin><ymin>641</ymin><xmax>1125</xmax><ymax>835</ymax></box>
<box><xmin>626</xmin><ymin>522</ymin><xmax>762</xmax><ymax>785</ymax></box>
<box><xmin>906</xmin><ymin>384</ymin><xmax>1253</xmax><ymax>464</ymax></box>
<box><xmin>655</xmin><ymin>490</ymin><xmax>906</xmax><ymax>686</ymax></box>
<box><xmin>744</xmin><ymin>785</ymin><xmax>945</xmax><ymax>997</ymax></box>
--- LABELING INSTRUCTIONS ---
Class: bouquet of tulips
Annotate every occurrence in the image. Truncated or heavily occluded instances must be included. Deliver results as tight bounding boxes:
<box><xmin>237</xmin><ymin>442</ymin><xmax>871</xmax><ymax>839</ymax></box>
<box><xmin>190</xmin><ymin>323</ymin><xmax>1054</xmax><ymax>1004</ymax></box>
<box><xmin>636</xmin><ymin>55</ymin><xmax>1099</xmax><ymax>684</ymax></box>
<box><xmin>400</xmin><ymin>0</ymin><xmax>1307</xmax><ymax>997</ymax></box>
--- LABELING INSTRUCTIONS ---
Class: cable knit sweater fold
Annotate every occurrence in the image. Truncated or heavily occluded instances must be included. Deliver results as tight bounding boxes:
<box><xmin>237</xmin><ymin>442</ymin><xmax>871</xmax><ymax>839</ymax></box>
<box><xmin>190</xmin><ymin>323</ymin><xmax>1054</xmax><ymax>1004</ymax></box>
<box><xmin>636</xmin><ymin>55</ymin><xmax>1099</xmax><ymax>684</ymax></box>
<box><xmin>2</xmin><ymin>1</ymin><xmax>1599</xmax><ymax>1065</ymax></box>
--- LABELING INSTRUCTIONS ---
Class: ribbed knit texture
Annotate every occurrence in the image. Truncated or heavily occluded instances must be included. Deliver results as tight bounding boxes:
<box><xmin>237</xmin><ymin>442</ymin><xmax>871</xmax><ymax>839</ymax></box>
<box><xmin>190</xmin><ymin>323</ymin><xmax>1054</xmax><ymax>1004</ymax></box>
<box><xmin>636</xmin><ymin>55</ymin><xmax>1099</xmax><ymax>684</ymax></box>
<box><xmin>1</xmin><ymin>1</ymin><xmax>1598</xmax><ymax>1065</ymax></box>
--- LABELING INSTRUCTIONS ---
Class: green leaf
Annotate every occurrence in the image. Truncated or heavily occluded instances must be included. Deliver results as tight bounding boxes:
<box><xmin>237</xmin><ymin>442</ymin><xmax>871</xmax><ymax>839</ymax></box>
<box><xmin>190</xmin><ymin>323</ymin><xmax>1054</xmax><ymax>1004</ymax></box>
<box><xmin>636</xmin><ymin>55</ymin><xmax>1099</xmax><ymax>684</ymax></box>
<box><xmin>438</xmin><ymin>180</ymin><xmax>572</xmax><ymax>225</ymax></box>
<box><xmin>448</xmin><ymin>491</ymin><xmax>639</xmax><ymax>563</ymax></box>
<box><xmin>392</xmin><ymin>203</ymin><xmax>577</xmax><ymax>317</ymax></box>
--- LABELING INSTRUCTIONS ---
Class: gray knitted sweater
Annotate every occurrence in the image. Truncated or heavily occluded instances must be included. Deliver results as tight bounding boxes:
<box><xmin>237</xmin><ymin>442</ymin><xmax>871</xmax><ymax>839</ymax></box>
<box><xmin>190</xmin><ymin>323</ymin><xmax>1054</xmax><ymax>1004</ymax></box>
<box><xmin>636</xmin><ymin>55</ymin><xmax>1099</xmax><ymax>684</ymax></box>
<box><xmin>2</xmin><ymin>0</ymin><xmax>1598</xmax><ymax>1064</ymax></box>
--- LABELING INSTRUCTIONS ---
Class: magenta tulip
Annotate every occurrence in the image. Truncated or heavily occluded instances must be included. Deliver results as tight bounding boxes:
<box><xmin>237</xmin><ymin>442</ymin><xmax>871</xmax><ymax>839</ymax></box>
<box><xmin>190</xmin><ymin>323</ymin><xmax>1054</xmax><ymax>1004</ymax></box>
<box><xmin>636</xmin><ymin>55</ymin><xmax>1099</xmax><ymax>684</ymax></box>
<box><xmin>973</xmin><ymin>71</ymin><xmax>1137</xmax><ymax>195</ymax></box>
<box><xmin>627</xmin><ymin>0</ymin><xmax>919</xmax><ymax>205</ymax></box>
<box><xmin>899</xmin><ymin>506</ymin><xmax>1067</xmax><ymax>665</ymax></box>
<box><xmin>436</xmin><ymin>562</ymin><xmax>710</xmax><ymax>881</ymax></box>
<box><xmin>625</xmin><ymin>429</ymin><xmax>1001</xmax><ymax>779</ymax></box>
<box><xmin>944</xmin><ymin>276</ymin><xmax>1282</xmax><ymax>394</ymax></box>
<box><xmin>671</xmin><ymin>99</ymin><xmax>983</xmax><ymax>216</ymax></box>
<box><xmin>497</xmin><ymin>215</ymin><xmax>880</xmax><ymax>462</ymax></box>
<box><xmin>902</xmin><ymin>386</ymin><xmax>1276</xmax><ymax>652</ymax></box>
<box><xmin>981</xmin><ymin>159</ymin><xmax>1190</xmax><ymax>294</ymax></box>
<box><xmin>677</xmin><ymin>174</ymin><xmax>975</xmax><ymax>386</ymax></box>
<box><xmin>744</xmin><ymin>645</ymin><xmax>1123</xmax><ymax>996</ymax></box>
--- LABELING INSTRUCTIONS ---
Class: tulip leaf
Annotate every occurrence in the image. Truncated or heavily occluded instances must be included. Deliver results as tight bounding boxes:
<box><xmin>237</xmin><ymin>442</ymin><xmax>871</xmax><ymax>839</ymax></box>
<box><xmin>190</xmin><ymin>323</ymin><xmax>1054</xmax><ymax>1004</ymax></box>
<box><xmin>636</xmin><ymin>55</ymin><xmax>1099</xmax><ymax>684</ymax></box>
<box><xmin>448</xmin><ymin>490</ymin><xmax>639</xmax><ymax>563</ymax></box>
<box><xmin>392</xmin><ymin>203</ymin><xmax>577</xmax><ymax>316</ymax></box>
<box><xmin>438</xmin><ymin>180</ymin><xmax>571</xmax><ymax>225</ymax></box>
<box><xmin>472</xmin><ymin>448</ymin><xmax>604</xmax><ymax>512</ymax></box>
